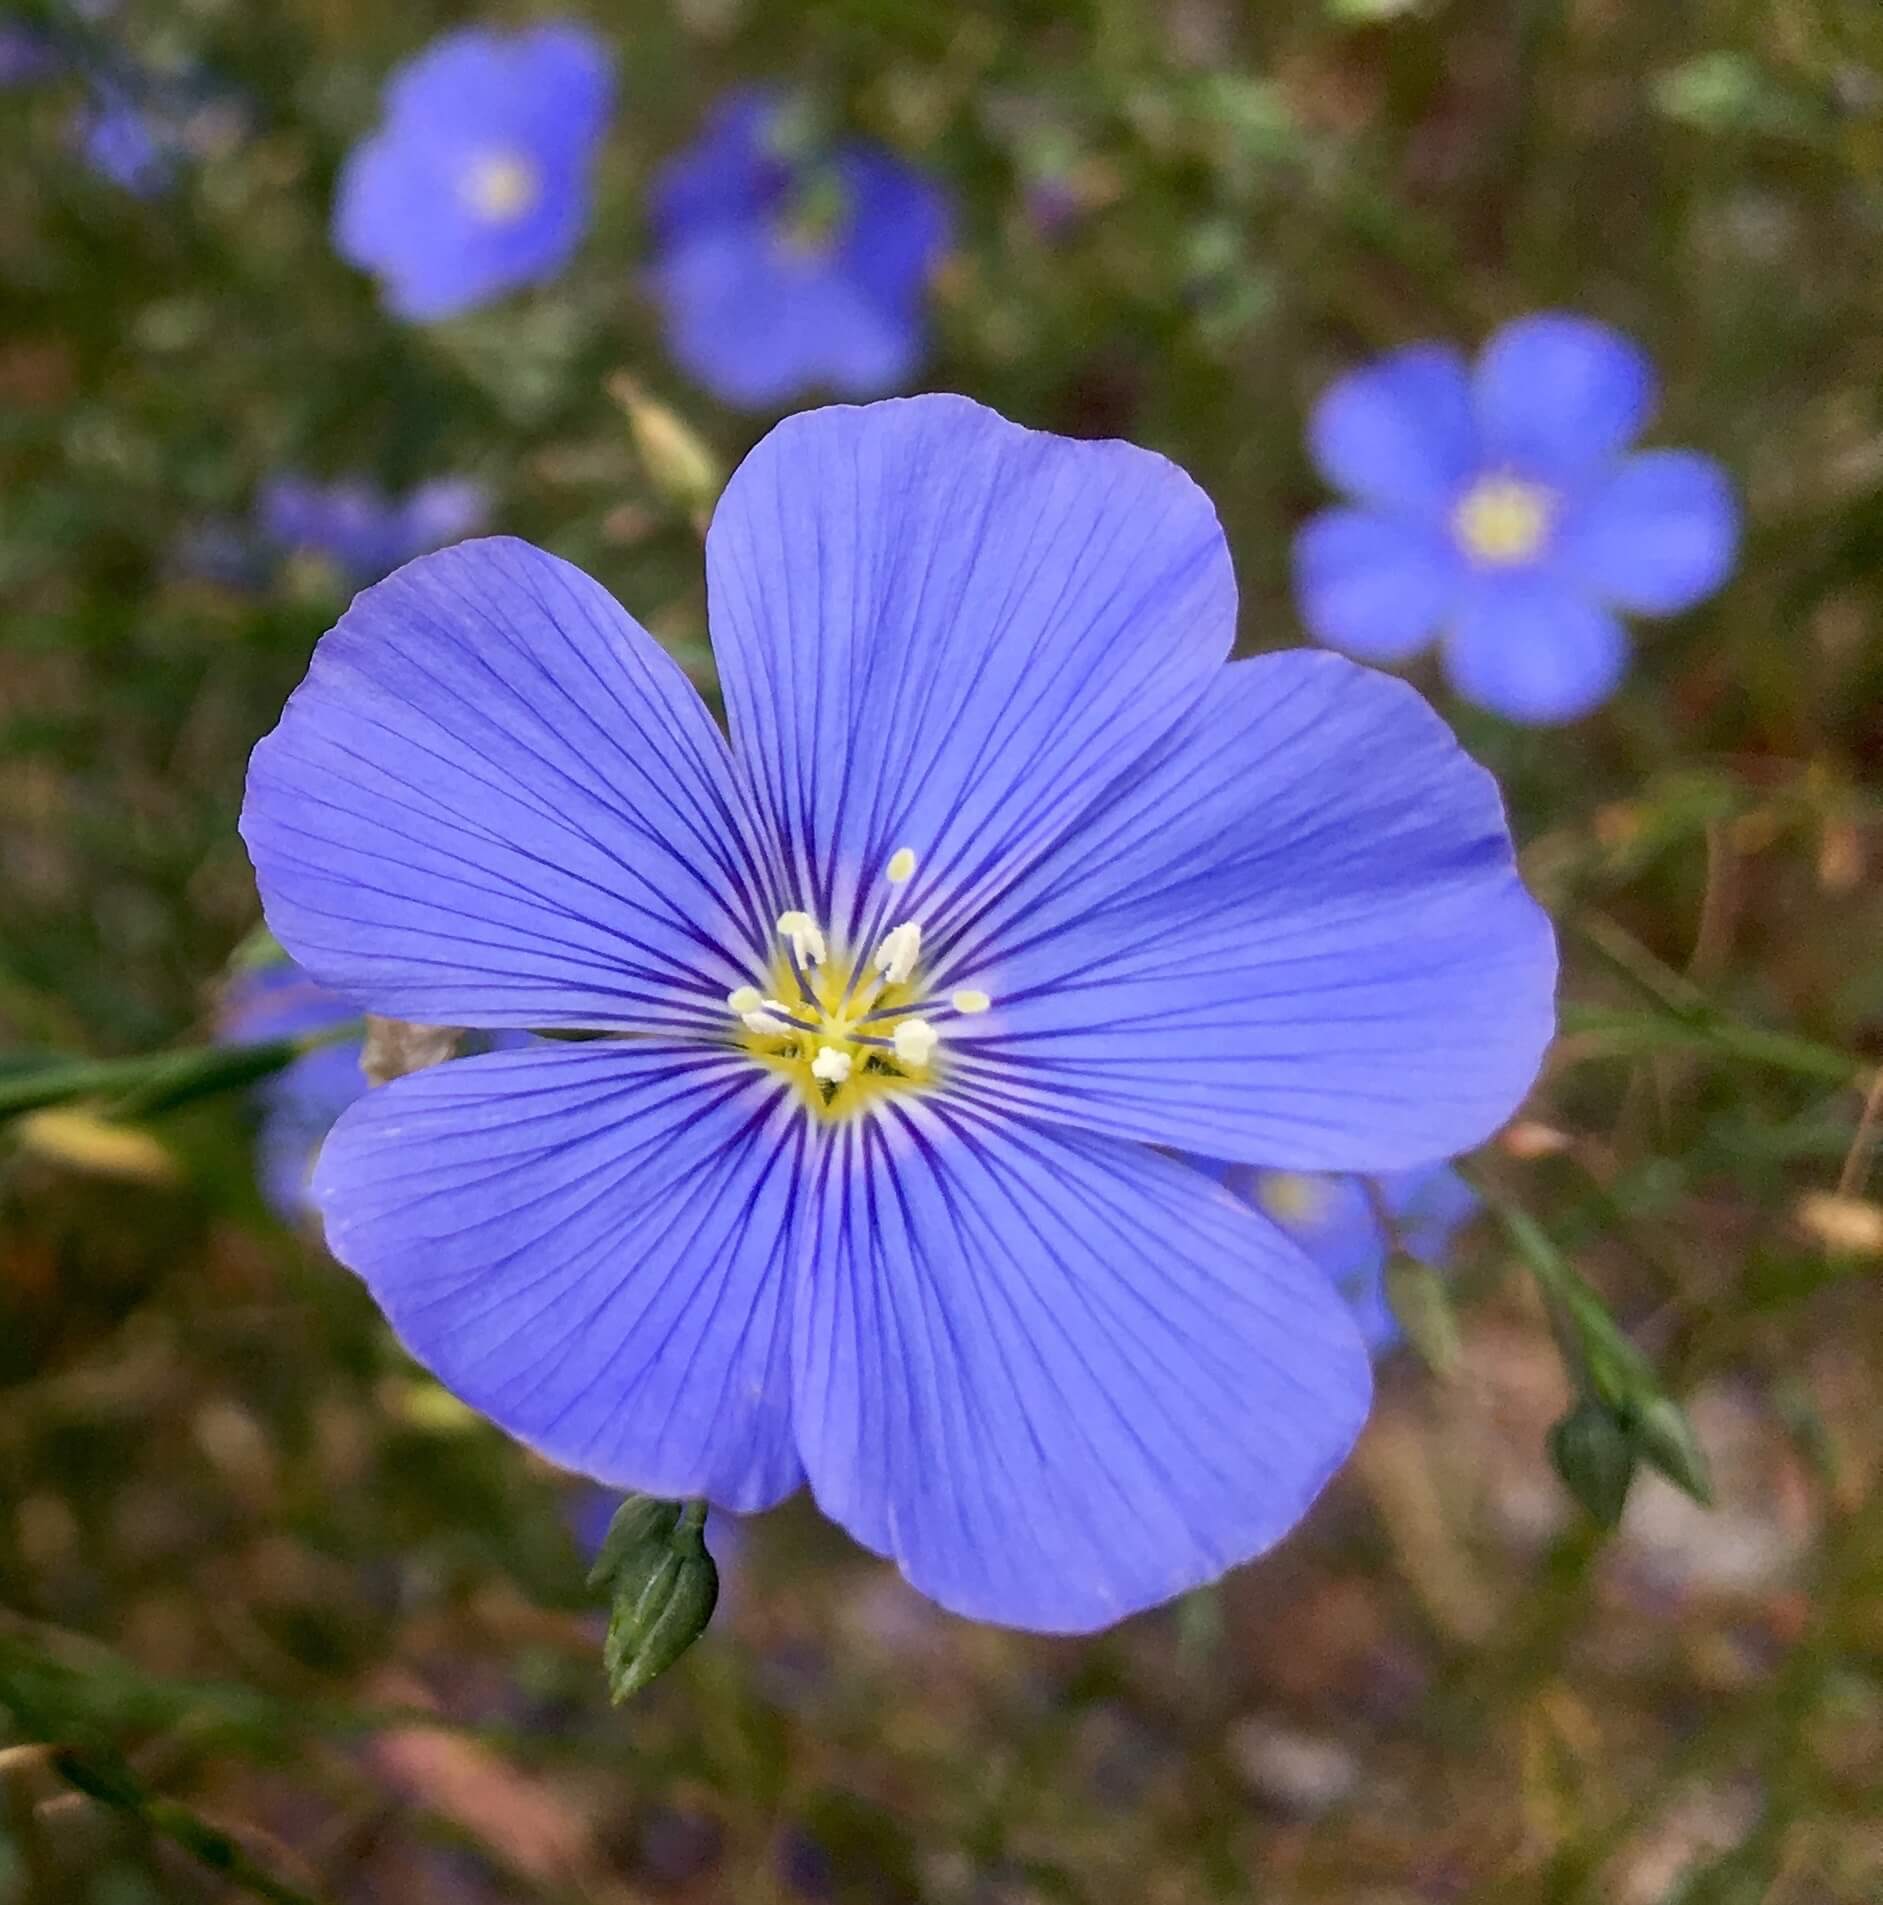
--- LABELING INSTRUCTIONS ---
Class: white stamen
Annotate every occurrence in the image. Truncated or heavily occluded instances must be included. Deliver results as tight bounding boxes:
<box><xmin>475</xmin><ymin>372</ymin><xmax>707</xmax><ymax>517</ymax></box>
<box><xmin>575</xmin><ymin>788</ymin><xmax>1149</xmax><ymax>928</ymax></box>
<box><xmin>726</xmin><ymin>985</ymin><xmax>763</xmax><ymax>1015</ymax></box>
<box><xmin>776</xmin><ymin>909</ymin><xmax>827</xmax><ymax>966</ymax></box>
<box><xmin>810</xmin><ymin>1045</ymin><xmax>853</xmax><ymax>1085</ymax></box>
<box><xmin>886</xmin><ymin>847</ymin><xmax>918</xmax><ymax>886</ymax></box>
<box><xmin>742</xmin><ymin>1003</ymin><xmax>794</xmax><ymax>1036</ymax></box>
<box><xmin>893</xmin><ymin>1018</ymin><xmax>939</xmax><ymax>1068</ymax></box>
<box><xmin>950</xmin><ymin>988</ymin><xmax>992</xmax><ymax>1015</ymax></box>
<box><xmin>874</xmin><ymin>920</ymin><xmax>922</xmax><ymax>987</ymax></box>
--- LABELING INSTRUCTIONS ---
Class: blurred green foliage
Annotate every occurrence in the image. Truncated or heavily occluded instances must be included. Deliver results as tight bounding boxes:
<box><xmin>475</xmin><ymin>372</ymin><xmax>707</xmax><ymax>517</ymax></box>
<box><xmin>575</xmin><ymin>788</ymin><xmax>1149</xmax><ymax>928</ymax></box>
<box><xmin>3</xmin><ymin>0</ymin><xmax>1883</xmax><ymax>1900</ymax></box>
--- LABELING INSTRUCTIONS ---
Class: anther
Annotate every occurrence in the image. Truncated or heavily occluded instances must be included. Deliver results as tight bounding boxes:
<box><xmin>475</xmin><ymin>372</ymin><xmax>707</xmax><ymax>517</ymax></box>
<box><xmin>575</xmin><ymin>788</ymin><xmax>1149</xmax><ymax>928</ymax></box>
<box><xmin>874</xmin><ymin>921</ymin><xmax>922</xmax><ymax>987</ymax></box>
<box><xmin>742</xmin><ymin>1003</ymin><xmax>795</xmax><ymax>1037</ymax></box>
<box><xmin>893</xmin><ymin>1018</ymin><xmax>939</xmax><ymax>1068</ymax></box>
<box><xmin>810</xmin><ymin>1045</ymin><xmax>853</xmax><ymax>1085</ymax></box>
<box><xmin>886</xmin><ymin>847</ymin><xmax>918</xmax><ymax>886</ymax></box>
<box><xmin>726</xmin><ymin>985</ymin><xmax>763</xmax><ymax>1015</ymax></box>
<box><xmin>776</xmin><ymin>910</ymin><xmax>827</xmax><ymax>966</ymax></box>
<box><xmin>950</xmin><ymin>988</ymin><xmax>991</xmax><ymax>1015</ymax></box>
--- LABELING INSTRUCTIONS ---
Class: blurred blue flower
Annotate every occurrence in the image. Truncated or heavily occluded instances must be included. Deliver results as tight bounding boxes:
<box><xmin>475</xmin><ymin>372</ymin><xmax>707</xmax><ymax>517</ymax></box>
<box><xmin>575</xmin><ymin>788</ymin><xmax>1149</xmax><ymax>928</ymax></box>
<box><xmin>2</xmin><ymin>0</ymin><xmax>118</xmax><ymax>88</ymax></box>
<box><xmin>1295</xmin><ymin>313</ymin><xmax>1740</xmax><ymax>724</ymax></box>
<box><xmin>335</xmin><ymin>23</ymin><xmax>614</xmax><ymax>322</ymax></box>
<box><xmin>77</xmin><ymin>84</ymin><xmax>172</xmax><ymax>194</ymax></box>
<box><xmin>259</xmin><ymin>474</ymin><xmax>488</xmax><ymax>587</ymax></box>
<box><xmin>241</xmin><ymin>395</ymin><xmax>1554</xmax><ymax>1632</ymax></box>
<box><xmin>1223</xmin><ymin>1163</ymin><xmax>1478</xmax><ymax>1354</ymax></box>
<box><xmin>648</xmin><ymin>90</ymin><xmax>952</xmax><ymax>408</ymax></box>
<box><xmin>0</xmin><ymin>23</ymin><xmax>57</xmax><ymax>87</ymax></box>
<box><xmin>217</xmin><ymin>962</ymin><xmax>366</xmax><ymax>1222</ymax></box>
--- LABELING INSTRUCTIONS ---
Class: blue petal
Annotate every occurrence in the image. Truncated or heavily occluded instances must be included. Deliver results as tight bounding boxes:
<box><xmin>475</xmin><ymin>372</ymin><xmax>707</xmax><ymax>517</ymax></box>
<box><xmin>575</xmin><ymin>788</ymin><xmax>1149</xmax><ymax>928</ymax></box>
<box><xmin>383</xmin><ymin>25</ymin><xmax>614</xmax><ymax>148</ymax></box>
<box><xmin>705</xmin><ymin>394</ymin><xmax>1236</xmax><ymax>951</ymax></box>
<box><xmin>1293</xmin><ymin>507</ymin><xmax>1463</xmax><ymax>662</ymax></box>
<box><xmin>242</xmin><ymin>536</ymin><xmax>774</xmax><ymax>1031</ymax></box>
<box><xmin>1307</xmin><ymin>344</ymin><xmax>1477</xmax><ymax>518</ymax></box>
<box><xmin>792</xmin><ymin>1109</ymin><xmax>1370</xmax><ymax>1632</ymax></box>
<box><xmin>941</xmin><ymin>652</ymin><xmax>1556</xmax><ymax>1169</ymax></box>
<box><xmin>1473</xmin><ymin>314</ymin><xmax>1656</xmax><ymax>481</ymax></box>
<box><xmin>1377</xmin><ymin>1161</ymin><xmax>1479</xmax><ymax>1263</ymax></box>
<box><xmin>1443</xmin><ymin>572</ymin><xmax>1629</xmax><ymax>723</ymax></box>
<box><xmin>314</xmin><ymin>1042</ymin><xmax>805</xmax><ymax>1510</ymax></box>
<box><xmin>647</xmin><ymin>100</ymin><xmax>949</xmax><ymax>408</ymax></box>
<box><xmin>832</xmin><ymin>141</ymin><xmax>953</xmax><ymax>329</ymax></box>
<box><xmin>649</xmin><ymin>229</ymin><xmax>922</xmax><ymax>408</ymax></box>
<box><xmin>1560</xmin><ymin>450</ymin><xmax>1739</xmax><ymax>616</ymax></box>
<box><xmin>649</xmin><ymin>89</ymin><xmax>790</xmax><ymax>241</ymax></box>
<box><xmin>394</xmin><ymin>479</ymin><xmax>490</xmax><ymax>563</ymax></box>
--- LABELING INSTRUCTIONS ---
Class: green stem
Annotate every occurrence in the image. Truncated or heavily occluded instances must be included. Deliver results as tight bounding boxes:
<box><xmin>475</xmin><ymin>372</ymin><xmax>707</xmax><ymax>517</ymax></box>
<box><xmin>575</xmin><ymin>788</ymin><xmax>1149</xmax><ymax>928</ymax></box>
<box><xmin>0</xmin><ymin>1031</ymin><xmax>355</xmax><ymax>1124</ymax></box>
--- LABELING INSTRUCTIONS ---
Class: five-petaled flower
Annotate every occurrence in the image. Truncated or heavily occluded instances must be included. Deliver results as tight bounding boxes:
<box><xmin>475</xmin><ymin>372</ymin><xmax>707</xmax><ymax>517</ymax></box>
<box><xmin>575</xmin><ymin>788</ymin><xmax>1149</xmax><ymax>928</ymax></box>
<box><xmin>241</xmin><ymin>394</ymin><xmax>1556</xmax><ymax>1633</ymax></box>
<box><xmin>1218</xmin><ymin>1163</ymin><xmax>1477</xmax><ymax>1356</ymax></box>
<box><xmin>648</xmin><ymin>90</ymin><xmax>952</xmax><ymax>409</ymax></box>
<box><xmin>335</xmin><ymin>23</ymin><xmax>613</xmax><ymax>322</ymax></box>
<box><xmin>1294</xmin><ymin>313</ymin><xmax>1740</xmax><ymax>725</ymax></box>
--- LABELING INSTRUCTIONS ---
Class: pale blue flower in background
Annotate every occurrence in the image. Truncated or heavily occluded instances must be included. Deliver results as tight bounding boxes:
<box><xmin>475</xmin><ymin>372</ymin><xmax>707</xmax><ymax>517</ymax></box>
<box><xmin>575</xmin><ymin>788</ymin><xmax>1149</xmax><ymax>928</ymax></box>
<box><xmin>648</xmin><ymin>90</ymin><xmax>952</xmax><ymax>408</ymax></box>
<box><xmin>335</xmin><ymin>23</ymin><xmax>614</xmax><ymax>321</ymax></box>
<box><xmin>1296</xmin><ymin>313</ymin><xmax>1740</xmax><ymax>724</ymax></box>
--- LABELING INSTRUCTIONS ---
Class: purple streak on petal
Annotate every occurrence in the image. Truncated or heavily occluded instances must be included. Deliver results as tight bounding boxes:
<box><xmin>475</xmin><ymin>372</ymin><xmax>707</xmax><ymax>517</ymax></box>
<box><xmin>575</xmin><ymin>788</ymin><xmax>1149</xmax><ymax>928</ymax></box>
<box><xmin>790</xmin><ymin>1106</ymin><xmax>1370</xmax><ymax>1632</ymax></box>
<box><xmin>1307</xmin><ymin>344</ymin><xmax>1477</xmax><ymax>520</ymax></box>
<box><xmin>241</xmin><ymin>536</ymin><xmax>775</xmax><ymax>1030</ymax></box>
<box><xmin>941</xmin><ymin>651</ymin><xmax>1555</xmax><ymax>1169</ymax></box>
<box><xmin>705</xmin><ymin>394</ymin><xmax>1236</xmax><ymax>951</ymax></box>
<box><xmin>1473</xmin><ymin>313</ymin><xmax>1657</xmax><ymax>482</ymax></box>
<box><xmin>1293</xmin><ymin>508</ymin><xmax>1464</xmax><ymax>662</ymax></box>
<box><xmin>1559</xmin><ymin>449</ymin><xmax>1739</xmax><ymax>616</ymax></box>
<box><xmin>314</xmin><ymin>1041</ymin><xmax>806</xmax><ymax>1510</ymax></box>
<box><xmin>1444</xmin><ymin>572</ymin><xmax>1630</xmax><ymax>723</ymax></box>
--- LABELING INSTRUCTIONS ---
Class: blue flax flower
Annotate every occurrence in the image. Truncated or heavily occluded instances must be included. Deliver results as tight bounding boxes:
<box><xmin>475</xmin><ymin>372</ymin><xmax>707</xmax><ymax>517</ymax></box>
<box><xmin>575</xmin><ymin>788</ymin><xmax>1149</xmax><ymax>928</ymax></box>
<box><xmin>241</xmin><ymin>394</ymin><xmax>1555</xmax><ymax>1632</ymax></box>
<box><xmin>218</xmin><ymin>961</ymin><xmax>367</xmax><ymax>1222</ymax></box>
<box><xmin>1223</xmin><ymin>1163</ymin><xmax>1477</xmax><ymax>1354</ymax></box>
<box><xmin>648</xmin><ymin>90</ymin><xmax>952</xmax><ymax>409</ymax></box>
<box><xmin>1295</xmin><ymin>313</ymin><xmax>1740</xmax><ymax>724</ymax></box>
<box><xmin>260</xmin><ymin>474</ymin><xmax>488</xmax><ymax>588</ymax></box>
<box><xmin>336</xmin><ymin>23</ymin><xmax>614</xmax><ymax>322</ymax></box>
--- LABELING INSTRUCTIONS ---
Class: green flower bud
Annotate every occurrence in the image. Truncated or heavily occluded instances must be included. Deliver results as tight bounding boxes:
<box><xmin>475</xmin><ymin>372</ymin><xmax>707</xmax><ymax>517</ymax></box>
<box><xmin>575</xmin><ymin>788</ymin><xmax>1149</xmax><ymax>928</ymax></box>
<box><xmin>1548</xmin><ymin>1398</ymin><xmax>1638</xmax><ymax>1527</ymax></box>
<box><xmin>1627</xmin><ymin>1394</ymin><xmax>1715</xmax><ymax>1507</ymax></box>
<box><xmin>587</xmin><ymin>1494</ymin><xmax>718</xmax><ymax>1702</ymax></box>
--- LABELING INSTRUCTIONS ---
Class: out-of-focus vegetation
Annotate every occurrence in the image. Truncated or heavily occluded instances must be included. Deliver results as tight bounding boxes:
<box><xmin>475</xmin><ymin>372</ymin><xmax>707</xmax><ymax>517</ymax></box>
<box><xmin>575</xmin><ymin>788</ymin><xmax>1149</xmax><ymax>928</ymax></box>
<box><xmin>3</xmin><ymin>0</ymin><xmax>1883</xmax><ymax>1899</ymax></box>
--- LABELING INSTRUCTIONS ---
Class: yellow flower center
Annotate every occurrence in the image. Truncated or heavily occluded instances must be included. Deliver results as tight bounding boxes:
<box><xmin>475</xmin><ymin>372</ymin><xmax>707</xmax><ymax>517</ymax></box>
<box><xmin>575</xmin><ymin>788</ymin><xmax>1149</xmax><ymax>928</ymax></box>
<box><xmin>726</xmin><ymin>849</ymin><xmax>993</xmax><ymax>1121</ymax></box>
<box><xmin>461</xmin><ymin>149</ymin><xmax>542</xmax><ymax>225</ymax></box>
<box><xmin>1453</xmin><ymin>474</ymin><xmax>1554</xmax><ymax>565</ymax></box>
<box><xmin>1255</xmin><ymin>1171</ymin><xmax>1332</xmax><ymax>1228</ymax></box>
